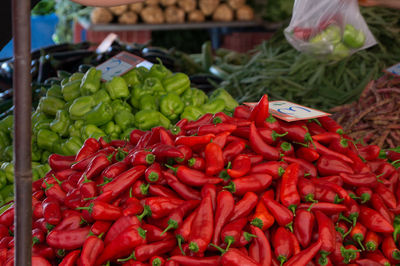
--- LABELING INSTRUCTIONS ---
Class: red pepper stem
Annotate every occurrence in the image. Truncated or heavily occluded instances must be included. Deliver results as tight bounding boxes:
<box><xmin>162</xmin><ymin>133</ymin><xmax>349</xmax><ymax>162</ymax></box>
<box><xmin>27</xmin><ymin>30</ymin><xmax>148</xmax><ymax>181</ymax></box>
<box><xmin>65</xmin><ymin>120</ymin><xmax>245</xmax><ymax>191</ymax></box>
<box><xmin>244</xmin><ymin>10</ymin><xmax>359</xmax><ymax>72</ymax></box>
<box><xmin>76</xmin><ymin>203</ymin><xmax>94</xmax><ymax>214</ymax></box>
<box><xmin>32</xmin><ymin>237</ymin><xmax>40</xmax><ymax>245</ymax></box>
<box><xmin>140</xmin><ymin>183</ymin><xmax>150</xmax><ymax>195</ymax></box>
<box><xmin>365</xmin><ymin>241</ymin><xmax>376</xmax><ymax>252</ymax></box>
<box><xmin>176</xmin><ymin>235</ymin><xmax>186</xmax><ymax>255</ymax></box>
<box><xmin>152</xmin><ymin>258</ymin><xmax>162</xmax><ymax>266</ymax></box>
<box><xmin>250</xmin><ymin>218</ymin><xmax>263</xmax><ymax>229</ymax></box>
<box><xmin>83</xmin><ymin>197</ymin><xmax>96</xmax><ymax>201</ymax></box>
<box><xmin>209</xmin><ymin>243</ymin><xmax>226</xmax><ymax>254</ymax></box>
<box><xmin>146</xmin><ymin>154</ymin><xmax>155</xmax><ymax>164</ymax></box>
<box><xmin>223</xmin><ymin>182</ymin><xmax>235</xmax><ymax>193</ymax></box>
<box><xmin>318</xmin><ymin>255</ymin><xmax>329</xmax><ymax>266</ymax></box>
<box><xmin>338</xmin><ymin>213</ymin><xmax>352</xmax><ymax>224</ymax></box>
<box><xmin>307</xmin><ymin>202</ymin><xmax>316</xmax><ymax>212</ymax></box>
<box><xmin>393</xmin><ymin>250</ymin><xmax>400</xmax><ymax>260</ymax></box>
<box><xmin>277</xmin><ymin>255</ymin><xmax>287</xmax><ymax>266</ymax></box>
<box><xmin>170</xmin><ymin>125</ymin><xmax>181</xmax><ymax>135</ymax></box>
<box><xmin>360</xmin><ymin>193</ymin><xmax>370</xmax><ymax>203</ymax></box>
<box><xmin>43</xmin><ymin>179</ymin><xmax>54</xmax><ymax>191</ymax></box>
<box><xmin>165</xmin><ymin>164</ymin><xmax>177</xmax><ymax>174</ymax></box>
<box><xmin>137</xmin><ymin>205</ymin><xmax>151</xmax><ymax>221</ymax></box>
<box><xmin>224</xmin><ymin>236</ymin><xmax>234</xmax><ymax>251</ymax></box>
<box><xmin>117</xmin><ymin>251</ymin><xmax>136</xmax><ymax>262</ymax></box>
<box><xmin>188</xmin><ymin>158</ymin><xmax>196</xmax><ymax>167</ymax></box>
<box><xmin>188</xmin><ymin>241</ymin><xmax>199</xmax><ymax>253</ymax></box>
<box><xmin>148</xmin><ymin>172</ymin><xmax>159</xmax><ymax>182</ymax></box>
<box><xmin>340</xmin><ymin>246</ymin><xmax>360</xmax><ymax>264</ymax></box>
<box><xmin>265</xmin><ymin>115</ymin><xmax>276</xmax><ymax>123</ymax></box>
<box><xmin>280</xmin><ymin>142</ymin><xmax>292</xmax><ymax>152</ymax></box>
<box><xmin>286</xmin><ymin>222</ymin><xmax>293</xmax><ymax>232</ymax></box>
<box><xmin>213</xmin><ymin>117</ymin><xmax>223</xmax><ymax>124</ymax></box>
<box><xmin>51</xmin><ymin>174</ymin><xmax>62</xmax><ymax>185</ymax></box>
<box><xmin>354</xmin><ymin>235</ymin><xmax>365</xmax><ymax>251</ymax></box>
<box><xmin>288</xmin><ymin>204</ymin><xmax>297</xmax><ymax>215</ymax></box>
<box><xmin>243</xmin><ymin>232</ymin><xmax>257</xmax><ymax>241</ymax></box>
<box><xmin>160</xmin><ymin>219</ymin><xmax>178</xmax><ymax>236</ymax></box>
<box><xmin>129</xmin><ymin>187</ymin><xmax>133</xmax><ymax>198</ymax></box>
<box><xmin>272</xmin><ymin>131</ymin><xmax>288</xmax><ymax>141</ymax></box>
<box><xmin>305</xmin><ymin>194</ymin><xmax>318</xmax><ymax>203</ymax></box>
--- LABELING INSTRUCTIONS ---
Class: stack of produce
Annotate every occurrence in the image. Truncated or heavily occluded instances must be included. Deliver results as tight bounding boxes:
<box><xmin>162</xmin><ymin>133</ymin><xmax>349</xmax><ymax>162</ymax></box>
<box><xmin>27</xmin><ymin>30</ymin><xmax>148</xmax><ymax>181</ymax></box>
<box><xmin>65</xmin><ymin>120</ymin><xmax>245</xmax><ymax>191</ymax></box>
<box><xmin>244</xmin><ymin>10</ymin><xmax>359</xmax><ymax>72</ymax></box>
<box><xmin>90</xmin><ymin>0</ymin><xmax>254</xmax><ymax>25</ymax></box>
<box><xmin>332</xmin><ymin>73</ymin><xmax>400</xmax><ymax>149</ymax></box>
<box><xmin>1</xmin><ymin>95</ymin><xmax>399</xmax><ymax>265</ymax></box>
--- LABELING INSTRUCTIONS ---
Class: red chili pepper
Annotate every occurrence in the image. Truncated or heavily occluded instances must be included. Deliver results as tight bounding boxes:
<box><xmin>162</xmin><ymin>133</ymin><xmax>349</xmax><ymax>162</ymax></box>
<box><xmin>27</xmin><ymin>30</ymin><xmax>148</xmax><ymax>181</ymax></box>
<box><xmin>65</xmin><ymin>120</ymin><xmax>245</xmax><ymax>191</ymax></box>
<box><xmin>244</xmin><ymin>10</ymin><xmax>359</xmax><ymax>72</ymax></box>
<box><xmin>258</xmin><ymin>128</ymin><xmax>288</xmax><ymax>145</ymax></box>
<box><xmin>315</xmin><ymin>210</ymin><xmax>335</xmax><ymax>259</ymax></box>
<box><xmin>183</xmin><ymin>113</ymin><xmax>213</xmax><ymax>130</ymax></box>
<box><xmin>355</xmin><ymin>187</ymin><xmax>372</xmax><ymax>203</ymax></box>
<box><xmin>212</xmin><ymin>131</ymin><xmax>231</xmax><ymax>149</ymax></box>
<box><xmin>364</xmin><ymin>231</ymin><xmax>380</xmax><ymax>252</ymax></box>
<box><xmin>42</xmin><ymin>197</ymin><xmax>62</xmax><ymax>225</ymax></box>
<box><xmin>359</xmin><ymin>206</ymin><xmax>394</xmax><ymax>233</ymax></box>
<box><xmin>100</xmin><ymin>165</ymin><xmax>146</xmax><ymax>202</ymax></box>
<box><xmin>163</xmin><ymin>171</ymin><xmax>201</xmax><ymax>200</ymax></box>
<box><xmin>374</xmin><ymin>183</ymin><xmax>397</xmax><ymax>209</ymax></box>
<box><xmin>299</xmin><ymin>202</ymin><xmax>347</xmax><ymax>216</ymax></box>
<box><xmin>223</xmin><ymin>173</ymin><xmax>272</xmax><ymax>195</ymax></box>
<box><xmin>78</xmin><ymin>234</ymin><xmax>104</xmax><ymax>266</ymax></box>
<box><xmin>43</xmin><ymin>176</ymin><xmax>66</xmax><ymax>203</ymax></box>
<box><xmin>197</xmin><ymin>123</ymin><xmax>237</xmax><ymax>136</ymax></box>
<box><xmin>311</xmin><ymin>132</ymin><xmax>341</xmax><ymax>145</ymax></box>
<box><xmin>282</xmin><ymin>156</ymin><xmax>317</xmax><ymax>178</ymax></box>
<box><xmin>91</xmin><ymin>220</ymin><xmax>112</xmax><ymax>236</ymax></box>
<box><xmin>75</xmin><ymin>138</ymin><xmax>101</xmax><ymax>161</ymax></box>
<box><xmin>248</xmin><ymin>161</ymin><xmax>288</xmax><ymax>179</ymax></box>
<box><xmin>129</xmin><ymin>129</ymin><xmax>145</xmax><ymax>146</ymax></box>
<box><xmin>387</xmin><ymin>150</ymin><xmax>400</xmax><ymax>162</ymax></box>
<box><xmin>204</xmin><ymin>142</ymin><xmax>225</xmax><ymax>176</ymax></box>
<box><xmin>221</xmin><ymin>248</ymin><xmax>260</xmax><ymax>266</ymax></box>
<box><xmin>297</xmin><ymin>178</ymin><xmax>316</xmax><ymax>203</ymax></box>
<box><xmin>213</xmin><ymin>190</ymin><xmax>235</xmax><ymax>246</ymax></box>
<box><xmin>364</xmin><ymin>250</ymin><xmax>391</xmax><ymax>265</ymax></box>
<box><xmin>48</xmin><ymin>154</ymin><xmax>75</xmax><ymax>171</ymax></box>
<box><xmin>0</xmin><ymin>206</ymin><xmax>13</xmax><ymax>227</ymax></box>
<box><xmin>187</xmin><ymin>191</ymin><xmax>213</xmax><ymax>254</ymax></box>
<box><xmin>158</xmin><ymin>127</ymin><xmax>174</xmax><ymax>146</ymax></box>
<box><xmin>382</xmin><ymin>236</ymin><xmax>400</xmax><ymax>264</ymax></box>
<box><xmin>280</xmin><ymin>163</ymin><xmax>300</xmax><ymax>213</ymax></box>
<box><xmin>328</xmin><ymin>137</ymin><xmax>352</xmax><ymax>155</ymax></box>
<box><xmin>317</xmin><ymin>116</ymin><xmax>344</xmax><ymax>134</ymax></box>
<box><xmin>279</xmin><ymin>121</ymin><xmax>312</xmax><ymax>144</ymax></box>
<box><xmin>249</xmin><ymin>122</ymin><xmax>280</xmax><ymax>160</ymax></box>
<box><xmin>226</xmin><ymin>154</ymin><xmax>251</xmax><ymax>178</ymax></box>
<box><xmin>80</xmin><ymin>178</ymin><xmax>97</xmax><ymax>200</ymax></box>
<box><xmin>59</xmin><ymin>250</ymin><xmax>80</xmax><ymax>266</ymax></box>
<box><xmin>285</xmin><ymin>239</ymin><xmax>322</xmax><ymax>266</ymax></box>
<box><xmin>175</xmin><ymin>134</ymin><xmax>214</xmax><ymax>147</ymax></box>
<box><xmin>349</xmin><ymin>222</ymin><xmax>367</xmax><ymax>251</ymax></box>
<box><xmin>170</xmin><ymin>119</ymin><xmax>188</xmax><ymax>137</ymax></box>
<box><xmin>32</xmin><ymin>228</ymin><xmax>45</xmax><ymax>245</ymax></box>
<box><xmin>272</xmin><ymin>227</ymin><xmax>293</xmax><ymax>265</ymax></box>
<box><xmin>46</xmin><ymin>226</ymin><xmax>90</xmax><ymax>250</ymax></box>
<box><xmin>370</xmin><ymin>193</ymin><xmax>394</xmax><ymax>225</ymax></box>
<box><xmin>250</xmin><ymin>200</ymin><xmax>274</xmax><ymax>231</ymax></box>
<box><xmin>339</xmin><ymin>172</ymin><xmax>378</xmax><ymax>188</ymax></box>
<box><xmin>150</xmin><ymin>256</ymin><xmax>166</xmax><ymax>266</ymax></box>
<box><xmin>202</xmin><ymin>184</ymin><xmax>217</xmax><ymax>211</ymax></box>
<box><xmin>166</xmin><ymin>165</ymin><xmax>221</xmax><ymax>187</ymax></box>
<box><xmin>170</xmin><ymin>255</ymin><xmax>220</xmax><ymax>266</ymax></box>
<box><xmin>135</xmin><ymin>131</ymin><xmax>152</xmax><ymax>150</ymax></box>
<box><xmin>153</xmin><ymin>144</ymin><xmax>184</xmax><ymax>162</ymax></box>
<box><xmin>138</xmin><ymin>196</ymin><xmax>184</xmax><ymax>220</ymax></box>
<box><xmin>250</xmin><ymin>94</ymin><xmax>269</xmax><ymax>127</ymax></box>
<box><xmin>263</xmin><ymin>196</ymin><xmax>293</xmax><ymax>230</ymax></box>
<box><xmin>312</xmin><ymin>140</ymin><xmax>354</xmax><ymax>164</ymax></box>
<box><xmin>357</xmin><ymin>144</ymin><xmax>380</xmax><ymax>161</ymax></box>
<box><xmin>143</xmin><ymin>224</ymin><xmax>174</xmax><ymax>244</ymax></box>
<box><xmin>76</xmin><ymin>201</ymin><xmax>122</xmax><ymax>221</ymax></box>
<box><xmin>53</xmin><ymin>213</ymin><xmax>82</xmax><ymax>231</ymax></box>
<box><xmin>77</xmin><ymin>154</ymin><xmax>111</xmax><ymax>184</ymax></box>
<box><xmin>355</xmin><ymin>259</ymin><xmax>382</xmax><ymax>266</ymax></box>
<box><xmin>174</xmin><ymin>145</ymin><xmax>192</xmax><ymax>164</ymax></box>
<box><xmin>250</xmin><ymin>225</ymin><xmax>272</xmax><ymax>265</ymax></box>
<box><xmin>129</xmin><ymin>150</ymin><xmax>155</xmax><ymax>166</ymax></box>
<box><xmin>187</xmin><ymin>156</ymin><xmax>205</xmax><ymax>171</ymax></box>
<box><xmin>220</xmin><ymin>218</ymin><xmax>247</xmax><ymax>250</ymax></box>
<box><xmin>294</xmin><ymin>208</ymin><xmax>315</xmax><ymax>248</ymax></box>
<box><xmin>95</xmin><ymin>225</ymin><xmax>147</xmax><ymax>265</ymax></box>
<box><xmin>277</xmin><ymin>141</ymin><xmax>295</xmax><ymax>157</ymax></box>
<box><xmin>233</xmin><ymin>105</ymin><xmax>251</xmax><ymax>120</ymax></box>
<box><xmin>131</xmin><ymin>239</ymin><xmax>176</xmax><ymax>262</ymax></box>
<box><xmin>246</xmin><ymin>154</ymin><xmax>263</xmax><ymax>165</ymax></box>
<box><xmin>161</xmin><ymin>200</ymin><xmax>199</xmax><ymax>235</ymax></box>
<box><xmin>148</xmin><ymin>184</ymin><xmax>179</xmax><ymax>199</ymax></box>
<box><xmin>223</xmin><ymin>140</ymin><xmax>246</xmax><ymax>164</ymax></box>
<box><xmin>317</xmin><ymin>155</ymin><xmax>354</xmax><ymax>177</ymax></box>
<box><xmin>296</xmin><ymin>146</ymin><xmax>320</xmax><ymax>162</ymax></box>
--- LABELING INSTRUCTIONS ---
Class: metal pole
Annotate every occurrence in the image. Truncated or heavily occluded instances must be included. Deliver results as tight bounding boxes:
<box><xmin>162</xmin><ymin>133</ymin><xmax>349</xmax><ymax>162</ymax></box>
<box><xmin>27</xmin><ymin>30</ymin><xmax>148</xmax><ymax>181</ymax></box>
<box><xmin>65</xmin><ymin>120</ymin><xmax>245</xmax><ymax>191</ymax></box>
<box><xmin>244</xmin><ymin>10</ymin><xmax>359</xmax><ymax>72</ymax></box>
<box><xmin>12</xmin><ymin>0</ymin><xmax>32</xmax><ymax>264</ymax></box>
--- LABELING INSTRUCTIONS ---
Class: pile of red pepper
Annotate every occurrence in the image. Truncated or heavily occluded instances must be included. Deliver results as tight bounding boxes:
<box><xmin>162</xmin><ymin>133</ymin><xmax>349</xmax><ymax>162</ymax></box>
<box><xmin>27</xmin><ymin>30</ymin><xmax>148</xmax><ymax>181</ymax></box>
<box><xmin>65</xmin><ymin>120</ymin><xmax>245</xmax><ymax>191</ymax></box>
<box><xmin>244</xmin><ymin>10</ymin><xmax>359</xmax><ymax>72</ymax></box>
<box><xmin>0</xmin><ymin>94</ymin><xmax>399</xmax><ymax>266</ymax></box>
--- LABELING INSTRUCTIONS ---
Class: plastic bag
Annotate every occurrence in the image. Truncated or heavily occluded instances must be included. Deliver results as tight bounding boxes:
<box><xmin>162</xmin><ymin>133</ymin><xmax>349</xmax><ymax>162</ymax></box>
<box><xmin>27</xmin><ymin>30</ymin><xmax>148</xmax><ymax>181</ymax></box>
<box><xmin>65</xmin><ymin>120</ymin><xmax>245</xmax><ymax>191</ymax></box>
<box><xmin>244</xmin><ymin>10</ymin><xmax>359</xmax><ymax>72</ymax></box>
<box><xmin>284</xmin><ymin>0</ymin><xmax>377</xmax><ymax>60</ymax></box>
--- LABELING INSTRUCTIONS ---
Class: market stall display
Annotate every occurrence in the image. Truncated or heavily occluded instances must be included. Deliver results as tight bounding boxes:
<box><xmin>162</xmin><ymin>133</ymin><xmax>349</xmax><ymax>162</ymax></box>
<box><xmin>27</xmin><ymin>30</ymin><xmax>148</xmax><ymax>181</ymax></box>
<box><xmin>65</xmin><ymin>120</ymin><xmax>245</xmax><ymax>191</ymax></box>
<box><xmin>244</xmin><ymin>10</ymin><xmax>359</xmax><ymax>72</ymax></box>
<box><xmin>1</xmin><ymin>95</ymin><xmax>399</xmax><ymax>265</ymax></box>
<box><xmin>90</xmin><ymin>0</ymin><xmax>255</xmax><ymax>25</ymax></box>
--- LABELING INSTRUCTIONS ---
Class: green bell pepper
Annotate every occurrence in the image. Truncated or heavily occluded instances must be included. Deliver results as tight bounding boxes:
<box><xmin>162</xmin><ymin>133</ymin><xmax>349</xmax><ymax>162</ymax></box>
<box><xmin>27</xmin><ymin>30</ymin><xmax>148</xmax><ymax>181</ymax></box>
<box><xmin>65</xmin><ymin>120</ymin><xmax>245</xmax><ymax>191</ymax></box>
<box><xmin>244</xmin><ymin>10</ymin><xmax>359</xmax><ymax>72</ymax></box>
<box><xmin>210</xmin><ymin>88</ymin><xmax>238</xmax><ymax>111</ymax></box>
<box><xmin>181</xmin><ymin>106</ymin><xmax>204</xmax><ymax>121</ymax></box>
<box><xmin>202</xmin><ymin>98</ymin><xmax>226</xmax><ymax>114</ymax></box>
<box><xmin>93</xmin><ymin>89</ymin><xmax>111</xmax><ymax>105</ymax></box>
<box><xmin>81</xmin><ymin>124</ymin><xmax>106</xmax><ymax>140</ymax></box>
<box><xmin>46</xmin><ymin>84</ymin><xmax>63</xmax><ymax>99</ymax></box>
<box><xmin>84</xmin><ymin>102</ymin><xmax>114</xmax><ymax>126</ymax></box>
<box><xmin>122</xmin><ymin>69</ymin><xmax>141</xmax><ymax>87</ymax></box>
<box><xmin>31</xmin><ymin>141</ymin><xmax>42</xmax><ymax>162</ymax></box>
<box><xmin>57</xmin><ymin>70</ymin><xmax>71</xmax><ymax>80</ymax></box>
<box><xmin>162</xmin><ymin>73</ymin><xmax>190</xmax><ymax>96</ymax></box>
<box><xmin>115</xmin><ymin>110</ymin><xmax>136</xmax><ymax>131</ymax></box>
<box><xmin>41</xmin><ymin>150</ymin><xmax>51</xmax><ymax>164</ymax></box>
<box><xmin>140</xmin><ymin>94</ymin><xmax>158</xmax><ymax>110</ymax></box>
<box><xmin>159</xmin><ymin>112</ymin><xmax>171</xmax><ymax>129</ymax></box>
<box><xmin>101</xmin><ymin>121</ymin><xmax>122</xmax><ymax>140</ymax></box>
<box><xmin>1</xmin><ymin>163</ymin><xmax>14</xmax><ymax>184</ymax></box>
<box><xmin>33</xmin><ymin>119</ymin><xmax>52</xmax><ymax>135</ymax></box>
<box><xmin>0</xmin><ymin>115</ymin><xmax>13</xmax><ymax>132</ymax></box>
<box><xmin>69</xmin><ymin>96</ymin><xmax>96</xmax><ymax>120</ymax></box>
<box><xmin>61</xmin><ymin>137</ymin><xmax>83</xmax><ymax>156</ymax></box>
<box><xmin>120</xmin><ymin>127</ymin><xmax>136</xmax><ymax>140</ymax></box>
<box><xmin>69</xmin><ymin>72</ymin><xmax>84</xmax><ymax>82</ymax></box>
<box><xmin>131</xmin><ymin>84</ymin><xmax>152</xmax><ymax>109</ymax></box>
<box><xmin>37</xmin><ymin>96</ymin><xmax>66</xmax><ymax>116</ymax></box>
<box><xmin>160</xmin><ymin>92</ymin><xmax>185</xmax><ymax>121</ymax></box>
<box><xmin>37</xmin><ymin>129</ymin><xmax>60</xmax><ymax>153</ymax></box>
<box><xmin>143</xmin><ymin>77</ymin><xmax>165</xmax><ymax>94</ymax></box>
<box><xmin>61</xmin><ymin>79</ymin><xmax>81</xmax><ymax>102</ymax></box>
<box><xmin>111</xmin><ymin>99</ymin><xmax>132</xmax><ymax>113</ymax></box>
<box><xmin>135</xmin><ymin>66</ymin><xmax>150</xmax><ymax>81</ymax></box>
<box><xmin>69</xmin><ymin>120</ymin><xmax>85</xmax><ymax>138</ymax></box>
<box><xmin>0</xmin><ymin>169</ymin><xmax>7</xmax><ymax>190</ymax></box>
<box><xmin>0</xmin><ymin>185</ymin><xmax>14</xmax><ymax>204</ymax></box>
<box><xmin>135</xmin><ymin>110</ymin><xmax>161</xmax><ymax>130</ymax></box>
<box><xmin>50</xmin><ymin>110</ymin><xmax>71</xmax><ymax>137</ymax></box>
<box><xmin>61</xmin><ymin>77</ymin><xmax>69</xmax><ymax>87</ymax></box>
<box><xmin>343</xmin><ymin>24</ymin><xmax>365</xmax><ymax>49</ymax></box>
<box><xmin>32</xmin><ymin>167</ymin><xmax>40</xmax><ymax>181</ymax></box>
<box><xmin>105</xmin><ymin>76</ymin><xmax>130</xmax><ymax>99</ymax></box>
<box><xmin>3</xmin><ymin>145</ymin><xmax>13</xmax><ymax>162</ymax></box>
<box><xmin>149</xmin><ymin>63</ymin><xmax>172</xmax><ymax>80</ymax></box>
<box><xmin>32</xmin><ymin>111</ymin><xmax>47</xmax><ymax>125</ymax></box>
<box><xmin>80</xmin><ymin>67</ymin><xmax>102</xmax><ymax>95</ymax></box>
<box><xmin>181</xmin><ymin>88</ymin><xmax>208</xmax><ymax>107</ymax></box>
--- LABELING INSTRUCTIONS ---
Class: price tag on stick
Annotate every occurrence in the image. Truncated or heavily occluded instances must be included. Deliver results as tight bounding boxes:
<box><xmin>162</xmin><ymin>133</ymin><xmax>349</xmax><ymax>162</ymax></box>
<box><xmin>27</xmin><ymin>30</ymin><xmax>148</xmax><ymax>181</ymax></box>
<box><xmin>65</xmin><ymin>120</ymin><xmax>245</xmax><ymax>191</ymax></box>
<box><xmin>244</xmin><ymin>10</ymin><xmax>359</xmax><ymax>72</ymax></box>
<box><xmin>96</xmin><ymin>51</ymin><xmax>153</xmax><ymax>81</ymax></box>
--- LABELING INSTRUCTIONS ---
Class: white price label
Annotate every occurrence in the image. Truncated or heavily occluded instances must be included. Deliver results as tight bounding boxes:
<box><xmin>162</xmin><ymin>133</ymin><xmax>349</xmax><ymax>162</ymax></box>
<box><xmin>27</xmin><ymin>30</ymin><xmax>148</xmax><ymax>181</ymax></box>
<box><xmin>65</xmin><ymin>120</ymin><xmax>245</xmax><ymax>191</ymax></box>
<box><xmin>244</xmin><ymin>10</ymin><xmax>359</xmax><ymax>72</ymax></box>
<box><xmin>385</xmin><ymin>63</ymin><xmax>400</xmax><ymax>77</ymax></box>
<box><xmin>96</xmin><ymin>51</ymin><xmax>153</xmax><ymax>81</ymax></box>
